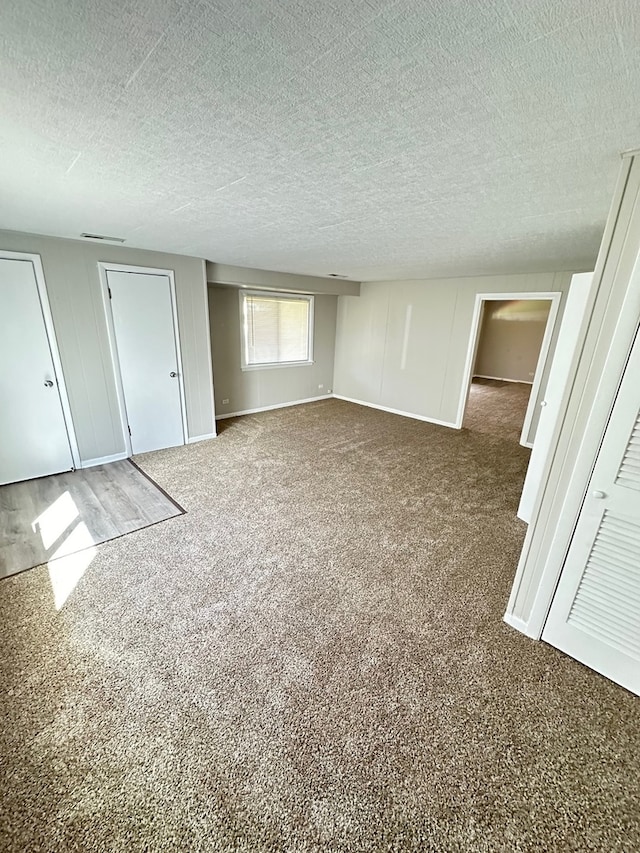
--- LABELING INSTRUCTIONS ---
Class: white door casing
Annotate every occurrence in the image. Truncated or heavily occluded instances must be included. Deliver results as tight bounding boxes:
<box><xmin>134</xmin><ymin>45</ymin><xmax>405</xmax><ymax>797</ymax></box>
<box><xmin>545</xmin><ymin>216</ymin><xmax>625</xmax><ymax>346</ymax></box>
<box><xmin>100</xmin><ymin>265</ymin><xmax>187</xmax><ymax>455</ymax></box>
<box><xmin>542</xmin><ymin>322</ymin><xmax>640</xmax><ymax>695</ymax></box>
<box><xmin>518</xmin><ymin>274</ymin><xmax>595</xmax><ymax>523</ymax></box>
<box><xmin>0</xmin><ymin>253</ymin><xmax>78</xmax><ymax>485</ymax></box>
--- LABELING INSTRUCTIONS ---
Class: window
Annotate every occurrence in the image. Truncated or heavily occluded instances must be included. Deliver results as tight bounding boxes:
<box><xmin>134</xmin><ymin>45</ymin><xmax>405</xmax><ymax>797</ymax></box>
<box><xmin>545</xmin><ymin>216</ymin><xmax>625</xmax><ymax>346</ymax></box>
<box><xmin>240</xmin><ymin>291</ymin><xmax>314</xmax><ymax>369</ymax></box>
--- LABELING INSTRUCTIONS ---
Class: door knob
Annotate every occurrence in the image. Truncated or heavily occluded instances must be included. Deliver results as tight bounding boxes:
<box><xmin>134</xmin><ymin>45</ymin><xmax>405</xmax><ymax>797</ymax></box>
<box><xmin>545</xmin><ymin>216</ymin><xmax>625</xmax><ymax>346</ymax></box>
<box><xmin>169</xmin><ymin>371</ymin><xmax>178</xmax><ymax>378</ymax></box>
<box><xmin>592</xmin><ymin>490</ymin><xmax>606</xmax><ymax>499</ymax></box>
<box><xmin>540</xmin><ymin>400</ymin><xmax>547</xmax><ymax>407</ymax></box>
<box><xmin>44</xmin><ymin>379</ymin><xmax>54</xmax><ymax>387</ymax></box>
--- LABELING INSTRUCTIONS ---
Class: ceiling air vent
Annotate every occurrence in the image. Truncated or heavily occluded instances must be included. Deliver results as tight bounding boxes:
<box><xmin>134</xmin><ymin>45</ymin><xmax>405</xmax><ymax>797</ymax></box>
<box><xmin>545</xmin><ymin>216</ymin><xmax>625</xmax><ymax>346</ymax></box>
<box><xmin>81</xmin><ymin>233</ymin><xmax>125</xmax><ymax>243</ymax></box>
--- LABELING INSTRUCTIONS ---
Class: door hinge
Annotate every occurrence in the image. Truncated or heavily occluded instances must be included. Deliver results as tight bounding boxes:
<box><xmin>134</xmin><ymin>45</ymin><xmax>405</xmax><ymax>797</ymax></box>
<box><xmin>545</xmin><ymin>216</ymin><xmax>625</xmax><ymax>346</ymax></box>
<box><xmin>127</xmin><ymin>424</ymin><xmax>131</xmax><ymax>436</ymax></box>
<box><xmin>108</xmin><ymin>287</ymin><xmax>112</xmax><ymax>299</ymax></box>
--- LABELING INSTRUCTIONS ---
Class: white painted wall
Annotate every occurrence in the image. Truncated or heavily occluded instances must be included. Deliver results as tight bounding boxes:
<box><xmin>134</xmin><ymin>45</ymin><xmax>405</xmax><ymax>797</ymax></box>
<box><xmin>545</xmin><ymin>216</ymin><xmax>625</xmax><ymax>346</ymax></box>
<box><xmin>0</xmin><ymin>230</ymin><xmax>215</xmax><ymax>464</ymax></box>
<box><xmin>334</xmin><ymin>272</ymin><xmax>574</xmax><ymax>430</ymax></box>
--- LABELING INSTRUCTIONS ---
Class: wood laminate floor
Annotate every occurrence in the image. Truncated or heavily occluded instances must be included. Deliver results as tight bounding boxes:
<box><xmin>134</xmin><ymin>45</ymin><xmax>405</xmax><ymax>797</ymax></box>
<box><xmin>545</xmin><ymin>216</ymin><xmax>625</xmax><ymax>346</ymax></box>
<box><xmin>0</xmin><ymin>460</ymin><xmax>184</xmax><ymax>579</ymax></box>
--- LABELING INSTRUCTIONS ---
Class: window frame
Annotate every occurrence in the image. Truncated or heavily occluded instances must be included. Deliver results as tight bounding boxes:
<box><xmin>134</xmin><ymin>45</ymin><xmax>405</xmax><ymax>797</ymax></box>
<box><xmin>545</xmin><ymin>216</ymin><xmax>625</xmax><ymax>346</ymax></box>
<box><xmin>239</xmin><ymin>289</ymin><xmax>315</xmax><ymax>371</ymax></box>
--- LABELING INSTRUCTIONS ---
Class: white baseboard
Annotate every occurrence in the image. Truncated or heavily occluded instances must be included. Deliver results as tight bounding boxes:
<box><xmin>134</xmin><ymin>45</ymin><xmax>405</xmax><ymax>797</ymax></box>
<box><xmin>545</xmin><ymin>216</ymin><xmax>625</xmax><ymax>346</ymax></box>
<box><xmin>521</xmin><ymin>440</ymin><xmax>534</xmax><ymax>449</ymax></box>
<box><xmin>503</xmin><ymin>611</ymin><xmax>538</xmax><ymax>638</ymax></box>
<box><xmin>333</xmin><ymin>394</ymin><xmax>457</xmax><ymax>429</ymax></box>
<box><xmin>187</xmin><ymin>432</ymin><xmax>217</xmax><ymax>444</ymax></box>
<box><xmin>80</xmin><ymin>451</ymin><xmax>128</xmax><ymax>469</ymax></box>
<box><xmin>216</xmin><ymin>394</ymin><xmax>332</xmax><ymax>420</ymax></box>
<box><xmin>473</xmin><ymin>374</ymin><xmax>534</xmax><ymax>385</ymax></box>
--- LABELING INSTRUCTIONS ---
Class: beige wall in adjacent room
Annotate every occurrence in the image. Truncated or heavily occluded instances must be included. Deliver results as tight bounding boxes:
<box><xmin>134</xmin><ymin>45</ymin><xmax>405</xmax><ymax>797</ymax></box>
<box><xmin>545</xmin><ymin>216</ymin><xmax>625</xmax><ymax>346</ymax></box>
<box><xmin>333</xmin><ymin>272</ymin><xmax>574</xmax><ymax>437</ymax></box>
<box><xmin>0</xmin><ymin>230</ymin><xmax>215</xmax><ymax>463</ymax></box>
<box><xmin>474</xmin><ymin>299</ymin><xmax>552</xmax><ymax>383</ymax></box>
<box><xmin>208</xmin><ymin>285</ymin><xmax>337</xmax><ymax>417</ymax></box>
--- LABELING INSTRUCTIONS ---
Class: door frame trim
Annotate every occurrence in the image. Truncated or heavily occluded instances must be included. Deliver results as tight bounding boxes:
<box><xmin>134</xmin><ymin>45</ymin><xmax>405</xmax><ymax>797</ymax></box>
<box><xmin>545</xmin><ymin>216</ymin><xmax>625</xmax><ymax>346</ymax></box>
<box><xmin>0</xmin><ymin>249</ymin><xmax>80</xmax><ymax>470</ymax></box>
<box><xmin>98</xmin><ymin>262</ymin><xmax>188</xmax><ymax>456</ymax></box>
<box><xmin>455</xmin><ymin>291</ymin><xmax>562</xmax><ymax>446</ymax></box>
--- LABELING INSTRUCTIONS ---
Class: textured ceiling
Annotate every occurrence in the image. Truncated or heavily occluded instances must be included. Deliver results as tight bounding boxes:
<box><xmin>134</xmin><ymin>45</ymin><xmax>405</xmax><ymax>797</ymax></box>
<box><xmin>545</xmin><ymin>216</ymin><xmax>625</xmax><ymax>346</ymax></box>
<box><xmin>0</xmin><ymin>0</ymin><xmax>639</xmax><ymax>281</ymax></box>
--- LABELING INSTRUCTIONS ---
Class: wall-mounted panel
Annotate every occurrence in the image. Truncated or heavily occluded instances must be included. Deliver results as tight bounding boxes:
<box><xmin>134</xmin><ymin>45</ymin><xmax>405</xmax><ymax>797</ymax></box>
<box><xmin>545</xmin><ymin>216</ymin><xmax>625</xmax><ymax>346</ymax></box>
<box><xmin>334</xmin><ymin>284</ymin><xmax>390</xmax><ymax>406</ymax></box>
<box><xmin>379</xmin><ymin>281</ymin><xmax>458</xmax><ymax>419</ymax></box>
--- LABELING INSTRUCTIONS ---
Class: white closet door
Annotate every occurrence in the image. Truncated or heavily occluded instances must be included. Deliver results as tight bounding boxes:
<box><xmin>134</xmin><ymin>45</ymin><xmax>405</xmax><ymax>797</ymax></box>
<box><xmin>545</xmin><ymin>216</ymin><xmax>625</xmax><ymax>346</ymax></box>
<box><xmin>0</xmin><ymin>258</ymin><xmax>74</xmax><ymax>485</ymax></box>
<box><xmin>518</xmin><ymin>273</ymin><xmax>594</xmax><ymax>522</ymax></box>
<box><xmin>542</xmin><ymin>324</ymin><xmax>640</xmax><ymax>695</ymax></box>
<box><xmin>106</xmin><ymin>270</ymin><xmax>185</xmax><ymax>455</ymax></box>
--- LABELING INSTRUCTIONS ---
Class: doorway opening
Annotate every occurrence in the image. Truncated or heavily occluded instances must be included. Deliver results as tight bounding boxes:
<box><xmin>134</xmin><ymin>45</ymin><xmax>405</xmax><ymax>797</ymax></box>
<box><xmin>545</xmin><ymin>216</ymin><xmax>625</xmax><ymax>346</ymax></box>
<box><xmin>456</xmin><ymin>292</ymin><xmax>562</xmax><ymax>446</ymax></box>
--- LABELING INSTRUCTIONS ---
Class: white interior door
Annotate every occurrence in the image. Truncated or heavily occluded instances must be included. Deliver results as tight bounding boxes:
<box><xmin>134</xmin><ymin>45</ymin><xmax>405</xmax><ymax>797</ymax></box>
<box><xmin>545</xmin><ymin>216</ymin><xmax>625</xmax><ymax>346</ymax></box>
<box><xmin>518</xmin><ymin>274</ymin><xmax>594</xmax><ymax>522</ymax></box>
<box><xmin>0</xmin><ymin>257</ymin><xmax>74</xmax><ymax>484</ymax></box>
<box><xmin>542</xmin><ymin>323</ymin><xmax>640</xmax><ymax>695</ymax></box>
<box><xmin>106</xmin><ymin>270</ymin><xmax>185</xmax><ymax>455</ymax></box>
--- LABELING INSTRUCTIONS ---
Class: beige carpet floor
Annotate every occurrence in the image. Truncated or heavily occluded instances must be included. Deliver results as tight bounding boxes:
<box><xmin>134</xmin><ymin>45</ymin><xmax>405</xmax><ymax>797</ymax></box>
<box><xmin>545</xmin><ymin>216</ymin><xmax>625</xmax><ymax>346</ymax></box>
<box><xmin>1</xmin><ymin>393</ymin><xmax>638</xmax><ymax>852</ymax></box>
<box><xmin>463</xmin><ymin>378</ymin><xmax>533</xmax><ymax>442</ymax></box>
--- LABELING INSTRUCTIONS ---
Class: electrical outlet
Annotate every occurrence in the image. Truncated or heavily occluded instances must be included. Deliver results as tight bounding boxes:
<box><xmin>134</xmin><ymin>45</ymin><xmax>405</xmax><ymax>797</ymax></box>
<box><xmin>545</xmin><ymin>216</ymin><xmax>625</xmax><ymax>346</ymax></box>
<box><xmin>318</xmin><ymin>383</ymin><xmax>324</xmax><ymax>389</ymax></box>
<box><xmin>222</xmin><ymin>398</ymin><xmax>229</xmax><ymax>405</ymax></box>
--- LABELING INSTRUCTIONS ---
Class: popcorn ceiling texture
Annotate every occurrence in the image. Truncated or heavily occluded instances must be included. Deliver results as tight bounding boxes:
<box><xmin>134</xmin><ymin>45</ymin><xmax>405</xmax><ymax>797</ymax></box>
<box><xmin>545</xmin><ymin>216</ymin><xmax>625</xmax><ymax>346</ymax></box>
<box><xmin>1</xmin><ymin>394</ymin><xmax>639</xmax><ymax>852</ymax></box>
<box><xmin>0</xmin><ymin>1</ymin><xmax>638</xmax><ymax>280</ymax></box>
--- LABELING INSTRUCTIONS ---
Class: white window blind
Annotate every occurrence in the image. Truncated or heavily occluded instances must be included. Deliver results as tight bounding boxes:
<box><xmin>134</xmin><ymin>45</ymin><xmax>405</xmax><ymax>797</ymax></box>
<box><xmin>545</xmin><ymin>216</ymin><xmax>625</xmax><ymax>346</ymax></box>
<box><xmin>241</xmin><ymin>292</ymin><xmax>313</xmax><ymax>368</ymax></box>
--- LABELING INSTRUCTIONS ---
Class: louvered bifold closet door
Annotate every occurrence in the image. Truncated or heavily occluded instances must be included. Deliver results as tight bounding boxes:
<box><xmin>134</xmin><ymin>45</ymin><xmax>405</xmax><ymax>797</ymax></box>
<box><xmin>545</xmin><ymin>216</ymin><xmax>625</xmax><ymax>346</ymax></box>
<box><xmin>542</xmin><ymin>325</ymin><xmax>640</xmax><ymax>695</ymax></box>
<box><xmin>617</xmin><ymin>412</ymin><xmax>640</xmax><ymax>489</ymax></box>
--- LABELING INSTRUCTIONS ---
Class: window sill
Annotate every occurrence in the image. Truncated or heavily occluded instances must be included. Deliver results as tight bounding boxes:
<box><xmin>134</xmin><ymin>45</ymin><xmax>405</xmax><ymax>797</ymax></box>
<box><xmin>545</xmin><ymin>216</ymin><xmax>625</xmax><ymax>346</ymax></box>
<box><xmin>241</xmin><ymin>360</ymin><xmax>314</xmax><ymax>372</ymax></box>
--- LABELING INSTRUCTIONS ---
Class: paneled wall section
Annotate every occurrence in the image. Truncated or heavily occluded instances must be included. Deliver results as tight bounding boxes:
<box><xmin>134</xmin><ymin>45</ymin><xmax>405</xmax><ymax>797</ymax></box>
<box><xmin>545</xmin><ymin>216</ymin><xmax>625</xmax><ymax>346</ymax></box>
<box><xmin>334</xmin><ymin>272</ymin><xmax>574</xmax><ymax>434</ymax></box>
